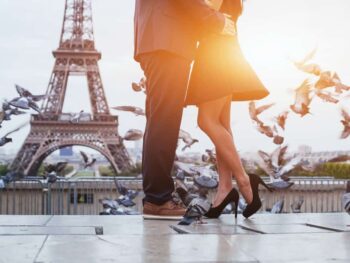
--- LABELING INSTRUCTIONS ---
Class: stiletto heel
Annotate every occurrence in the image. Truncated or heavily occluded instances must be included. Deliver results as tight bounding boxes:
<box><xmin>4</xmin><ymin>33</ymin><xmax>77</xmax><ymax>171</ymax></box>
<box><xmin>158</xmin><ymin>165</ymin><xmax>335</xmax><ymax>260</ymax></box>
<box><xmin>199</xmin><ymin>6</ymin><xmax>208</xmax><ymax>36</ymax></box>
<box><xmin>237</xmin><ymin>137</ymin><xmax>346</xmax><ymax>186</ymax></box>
<box><xmin>205</xmin><ymin>188</ymin><xmax>239</xmax><ymax>218</ymax></box>
<box><xmin>242</xmin><ymin>173</ymin><xmax>272</xmax><ymax>218</ymax></box>
<box><xmin>234</xmin><ymin>200</ymin><xmax>238</xmax><ymax>218</ymax></box>
<box><xmin>257</xmin><ymin>176</ymin><xmax>274</xmax><ymax>192</ymax></box>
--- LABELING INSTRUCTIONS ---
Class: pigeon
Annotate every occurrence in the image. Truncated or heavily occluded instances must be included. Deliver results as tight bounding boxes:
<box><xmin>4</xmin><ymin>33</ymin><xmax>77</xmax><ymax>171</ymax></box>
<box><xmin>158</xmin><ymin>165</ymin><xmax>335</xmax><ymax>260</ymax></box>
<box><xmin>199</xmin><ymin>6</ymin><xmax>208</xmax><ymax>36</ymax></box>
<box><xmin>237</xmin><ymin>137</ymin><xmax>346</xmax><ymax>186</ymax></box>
<box><xmin>174</xmin><ymin>161</ymin><xmax>197</xmax><ymax>177</ymax></box>
<box><xmin>343</xmin><ymin>181</ymin><xmax>350</xmax><ymax>215</ymax></box>
<box><xmin>9</xmin><ymin>84</ymin><xmax>47</xmax><ymax>113</ymax></box>
<box><xmin>111</xmin><ymin>106</ymin><xmax>145</xmax><ymax>116</ymax></box>
<box><xmin>123</xmin><ymin>129</ymin><xmax>143</xmax><ymax>141</ymax></box>
<box><xmin>256</xmin><ymin>146</ymin><xmax>298</xmax><ymax>189</ymax></box>
<box><xmin>255</xmin><ymin>122</ymin><xmax>284</xmax><ymax>145</ymax></box>
<box><xmin>69</xmin><ymin>110</ymin><xmax>89</xmax><ymax>123</ymax></box>
<box><xmin>178</xmin><ymin>196</ymin><xmax>211</xmax><ymax>225</ymax></box>
<box><xmin>249</xmin><ymin>101</ymin><xmax>275</xmax><ymax>124</ymax></box>
<box><xmin>15</xmin><ymin>84</ymin><xmax>47</xmax><ymax>101</ymax></box>
<box><xmin>99</xmin><ymin>199</ymin><xmax>126</xmax><ymax>215</ymax></box>
<box><xmin>114</xmin><ymin>178</ymin><xmax>139</xmax><ymax>201</ymax></box>
<box><xmin>0</xmin><ymin>171</ymin><xmax>24</xmax><ymax>188</ymax></box>
<box><xmin>291</xmin><ymin>196</ymin><xmax>304</xmax><ymax>213</ymax></box>
<box><xmin>256</xmin><ymin>122</ymin><xmax>274</xmax><ymax>138</ymax></box>
<box><xmin>176</xmin><ymin>187</ymin><xmax>198</xmax><ymax>207</ymax></box>
<box><xmin>315</xmin><ymin>71</ymin><xmax>350</xmax><ymax>94</ymax></box>
<box><xmin>270</xmin><ymin>199</ymin><xmax>284</xmax><ymax>214</ymax></box>
<box><xmin>131</xmin><ymin>77</ymin><xmax>147</xmax><ymax>93</ymax></box>
<box><xmin>9</xmin><ymin>97</ymin><xmax>41</xmax><ymax>113</ymax></box>
<box><xmin>80</xmin><ymin>151</ymin><xmax>96</xmax><ymax>168</ymax></box>
<box><xmin>290</xmin><ymin>80</ymin><xmax>313</xmax><ymax>117</ymax></box>
<box><xmin>314</xmin><ymin>89</ymin><xmax>339</xmax><ymax>104</ymax></box>
<box><xmin>178</xmin><ymin>129</ymin><xmax>199</xmax><ymax>151</ymax></box>
<box><xmin>340</xmin><ymin>108</ymin><xmax>350</xmax><ymax>139</ymax></box>
<box><xmin>1</xmin><ymin>101</ymin><xmax>26</xmax><ymax>122</ymax></box>
<box><xmin>44</xmin><ymin>162</ymin><xmax>68</xmax><ymax>174</ymax></box>
<box><xmin>275</xmin><ymin>111</ymin><xmax>289</xmax><ymax>130</ymax></box>
<box><xmin>0</xmin><ymin>122</ymin><xmax>27</xmax><ymax>147</ymax></box>
<box><xmin>293</xmin><ymin>48</ymin><xmax>321</xmax><ymax>76</ymax></box>
<box><xmin>273</xmin><ymin>134</ymin><xmax>284</xmax><ymax>145</ymax></box>
<box><xmin>175</xmin><ymin>170</ymin><xmax>186</xmax><ymax>181</ymax></box>
<box><xmin>201</xmin><ymin>149</ymin><xmax>217</xmax><ymax>165</ymax></box>
<box><xmin>43</xmin><ymin>162</ymin><xmax>67</xmax><ymax>183</ymax></box>
<box><xmin>0</xmin><ymin>111</ymin><xmax>4</xmax><ymax>128</ymax></box>
<box><xmin>194</xmin><ymin>175</ymin><xmax>218</xmax><ymax>189</ymax></box>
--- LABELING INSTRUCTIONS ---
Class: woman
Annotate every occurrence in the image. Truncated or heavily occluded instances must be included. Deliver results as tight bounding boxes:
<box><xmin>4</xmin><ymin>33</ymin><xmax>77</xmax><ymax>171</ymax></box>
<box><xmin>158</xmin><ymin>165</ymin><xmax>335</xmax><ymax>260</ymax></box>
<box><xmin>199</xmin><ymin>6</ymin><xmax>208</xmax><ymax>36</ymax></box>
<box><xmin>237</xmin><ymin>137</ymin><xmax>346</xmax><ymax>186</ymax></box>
<box><xmin>185</xmin><ymin>0</ymin><xmax>272</xmax><ymax>218</ymax></box>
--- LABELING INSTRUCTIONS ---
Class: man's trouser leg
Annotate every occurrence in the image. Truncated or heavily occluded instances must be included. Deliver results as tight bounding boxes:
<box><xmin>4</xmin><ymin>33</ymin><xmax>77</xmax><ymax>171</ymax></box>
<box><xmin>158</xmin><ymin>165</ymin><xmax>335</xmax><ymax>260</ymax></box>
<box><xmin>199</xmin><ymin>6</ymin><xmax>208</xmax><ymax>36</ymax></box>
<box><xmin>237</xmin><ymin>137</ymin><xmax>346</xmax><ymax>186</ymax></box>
<box><xmin>139</xmin><ymin>51</ymin><xmax>191</xmax><ymax>205</ymax></box>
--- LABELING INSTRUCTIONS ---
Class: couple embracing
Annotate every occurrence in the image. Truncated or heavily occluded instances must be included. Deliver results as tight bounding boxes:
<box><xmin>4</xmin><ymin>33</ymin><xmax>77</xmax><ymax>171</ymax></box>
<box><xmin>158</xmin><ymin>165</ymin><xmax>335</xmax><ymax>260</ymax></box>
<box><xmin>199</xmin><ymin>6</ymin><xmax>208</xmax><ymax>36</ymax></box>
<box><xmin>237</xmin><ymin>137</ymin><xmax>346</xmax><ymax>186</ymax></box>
<box><xmin>134</xmin><ymin>0</ymin><xmax>270</xmax><ymax>220</ymax></box>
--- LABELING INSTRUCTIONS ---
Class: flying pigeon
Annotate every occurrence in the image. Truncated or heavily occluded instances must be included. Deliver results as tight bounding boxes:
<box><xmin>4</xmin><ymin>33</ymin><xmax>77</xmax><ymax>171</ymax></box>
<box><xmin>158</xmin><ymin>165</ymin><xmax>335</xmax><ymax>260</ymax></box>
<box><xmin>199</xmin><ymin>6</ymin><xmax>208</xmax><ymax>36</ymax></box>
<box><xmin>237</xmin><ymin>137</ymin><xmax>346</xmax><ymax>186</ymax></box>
<box><xmin>131</xmin><ymin>77</ymin><xmax>147</xmax><ymax>93</ymax></box>
<box><xmin>179</xmin><ymin>129</ymin><xmax>199</xmax><ymax>151</ymax></box>
<box><xmin>340</xmin><ymin>108</ymin><xmax>350</xmax><ymax>139</ymax></box>
<box><xmin>80</xmin><ymin>151</ymin><xmax>96</xmax><ymax>168</ymax></box>
<box><xmin>123</xmin><ymin>129</ymin><xmax>143</xmax><ymax>141</ymax></box>
<box><xmin>111</xmin><ymin>106</ymin><xmax>145</xmax><ymax>116</ymax></box>
<box><xmin>293</xmin><ymin>48</ymin><xmax>321</xmax><ymax>76</ymax></box>
<box><xmin>256</xmin><ymin>146</ymin><xmax>298</xmax><ymax>189</ymax></box>
<box><xmin>314</xmin><ymin>89</ymin><xmax>339</xmax><ymax>104</ymax></box>
<box><xmin>275</xmin><ymin>111</ymin><xmax>289</xmax><ymax>130</ymax></box>
<box><xmin>290</xmin><ymin>80</ymin><xmax>313</xmax><ymax>117</ymax></box>
<box><xmin>249</xmin><ymin>101</ymin><xmax>275</xmax><ymax>124</ymax></box>
<box><xmin>0</xmin><ymin>122</ymin><xmax>27</xmax><ymax>147</ymax></box>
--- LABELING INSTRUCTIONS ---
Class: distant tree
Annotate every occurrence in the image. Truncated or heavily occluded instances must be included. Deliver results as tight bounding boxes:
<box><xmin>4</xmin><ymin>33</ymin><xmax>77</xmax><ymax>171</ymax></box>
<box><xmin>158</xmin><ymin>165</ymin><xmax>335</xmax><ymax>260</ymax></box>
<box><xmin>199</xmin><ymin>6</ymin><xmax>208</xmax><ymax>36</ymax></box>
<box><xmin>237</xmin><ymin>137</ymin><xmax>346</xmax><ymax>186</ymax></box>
<box><xmin>0</xmin><ymin>164</ymin><xmax>9</xmax><ymax>176</ymax></box>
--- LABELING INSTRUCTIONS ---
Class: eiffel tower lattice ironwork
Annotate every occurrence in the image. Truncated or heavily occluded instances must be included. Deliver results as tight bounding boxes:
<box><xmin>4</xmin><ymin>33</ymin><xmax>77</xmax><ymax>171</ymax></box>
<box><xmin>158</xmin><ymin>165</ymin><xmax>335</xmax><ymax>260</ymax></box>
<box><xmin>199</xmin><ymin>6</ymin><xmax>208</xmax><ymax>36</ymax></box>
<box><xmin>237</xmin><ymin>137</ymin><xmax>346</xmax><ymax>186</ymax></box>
<box><xmin>11</xmin><ymin>0</ymin><xmax>133</xmax><ymax>175</ymax></box>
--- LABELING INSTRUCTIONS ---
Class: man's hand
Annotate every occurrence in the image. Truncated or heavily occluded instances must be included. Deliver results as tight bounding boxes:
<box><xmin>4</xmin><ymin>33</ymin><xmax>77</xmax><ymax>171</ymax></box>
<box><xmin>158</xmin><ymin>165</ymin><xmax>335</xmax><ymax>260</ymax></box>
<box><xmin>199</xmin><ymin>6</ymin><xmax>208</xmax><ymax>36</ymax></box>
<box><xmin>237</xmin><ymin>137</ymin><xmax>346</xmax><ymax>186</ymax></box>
<box><xmin>221</xmin><ymin>14</ymin><xmax>236</xmax><ymax>36</ymax></box>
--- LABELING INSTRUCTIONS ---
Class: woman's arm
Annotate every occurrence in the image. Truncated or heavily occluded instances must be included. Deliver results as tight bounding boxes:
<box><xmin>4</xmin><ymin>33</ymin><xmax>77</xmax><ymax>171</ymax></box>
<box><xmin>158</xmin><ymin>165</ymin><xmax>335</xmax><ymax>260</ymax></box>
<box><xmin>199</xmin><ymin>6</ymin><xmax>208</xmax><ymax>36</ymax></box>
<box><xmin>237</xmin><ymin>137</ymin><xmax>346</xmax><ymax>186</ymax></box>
<box><xmin>205</xmin><ymin>0</ymin><xmax>224</xmax><ymax>11</ymax></box>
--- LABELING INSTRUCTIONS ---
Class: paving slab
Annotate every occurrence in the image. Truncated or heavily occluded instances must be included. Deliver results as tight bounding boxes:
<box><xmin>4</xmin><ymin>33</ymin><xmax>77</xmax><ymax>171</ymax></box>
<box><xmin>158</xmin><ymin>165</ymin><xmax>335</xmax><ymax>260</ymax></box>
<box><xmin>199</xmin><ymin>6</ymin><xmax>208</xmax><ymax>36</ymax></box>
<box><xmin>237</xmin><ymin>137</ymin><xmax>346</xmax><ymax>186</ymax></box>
<box><xmin>35</xmin><ymin>234</ymin><xmax>256</xmax><ymax>263</ymax></box>
<box><xmin>303</xmin><ymin>213</ymin><xmax>350</xmax><ymax>232</ymax></box>
<box><xmin>224</xmin><ymin>232</ymin><xmax>350</xmax><ymax>262</ymax></box>
<box><xmin>0</xmin><ymin>215</ymin><xmax>51</xmax><ymax>226</ymax></box>
<box><xmin>170</xmin><ymin>223</ymin><xmax>257</xmax><ymax>235</ymax></box>
<box><xmin>47</xmin><ymin>215</ymin><xmax>178</xmax><ymax>235</ymax></box>
<box><xmin>0</xmin><ymin>226</ymin><xmax>97</xmax><ymax>235</ymax></box>
<box><xmin>0</xmin><ymin>235</ymin><xmax>46</xmax><ymax>263</ymax></box>
<box><xmin>46</xmin><ymin>215</ymin><xmax>140</xmax><ymax>226</ymax></box>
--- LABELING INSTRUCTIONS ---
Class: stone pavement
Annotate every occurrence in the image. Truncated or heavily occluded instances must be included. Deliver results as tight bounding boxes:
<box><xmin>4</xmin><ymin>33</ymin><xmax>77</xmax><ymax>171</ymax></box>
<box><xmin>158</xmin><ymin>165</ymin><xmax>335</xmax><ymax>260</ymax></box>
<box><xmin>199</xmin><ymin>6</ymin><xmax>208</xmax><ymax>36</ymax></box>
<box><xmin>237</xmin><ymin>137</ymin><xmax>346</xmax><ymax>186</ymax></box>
<box><xmin>0</xmin><ymin>213</ymin><xmax>348</xmax><ymax>262</ymax></box>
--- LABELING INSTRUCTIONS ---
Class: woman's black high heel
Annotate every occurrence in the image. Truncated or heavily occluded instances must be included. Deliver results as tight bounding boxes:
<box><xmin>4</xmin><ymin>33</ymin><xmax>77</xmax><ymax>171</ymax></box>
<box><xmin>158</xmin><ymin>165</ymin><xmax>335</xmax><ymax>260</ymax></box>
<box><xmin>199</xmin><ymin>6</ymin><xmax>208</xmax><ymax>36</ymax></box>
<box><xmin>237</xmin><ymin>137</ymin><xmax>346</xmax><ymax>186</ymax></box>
<box><xmin>242</xmin><ymin>173</ymin><xmax>274</xmax><ymax>218</ymax></box>
<box><xmin>205</xmin><ymin>188</ymin><xmax>239</xmax><ymax>218</ymax></box>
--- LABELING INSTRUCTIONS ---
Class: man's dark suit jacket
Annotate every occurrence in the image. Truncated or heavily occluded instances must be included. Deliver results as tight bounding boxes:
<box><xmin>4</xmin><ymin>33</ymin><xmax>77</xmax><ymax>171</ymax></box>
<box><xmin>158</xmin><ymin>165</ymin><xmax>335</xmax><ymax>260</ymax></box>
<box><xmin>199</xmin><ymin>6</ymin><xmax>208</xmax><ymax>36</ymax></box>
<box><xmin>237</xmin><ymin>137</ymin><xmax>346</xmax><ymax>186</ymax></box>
<box><xmin>134</xmin><ymin>0</ymin><xmax>226</xmax><ymax>62</ymax></box>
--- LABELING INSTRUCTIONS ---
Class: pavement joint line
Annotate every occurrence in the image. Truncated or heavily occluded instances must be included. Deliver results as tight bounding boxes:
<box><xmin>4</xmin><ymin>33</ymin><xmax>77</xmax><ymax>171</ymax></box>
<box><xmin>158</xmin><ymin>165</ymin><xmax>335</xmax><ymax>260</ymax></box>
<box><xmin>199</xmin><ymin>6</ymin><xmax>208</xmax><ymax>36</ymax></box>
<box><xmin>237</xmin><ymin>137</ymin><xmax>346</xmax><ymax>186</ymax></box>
<box><xmin>43</xmin><ymin>215</ymin><xmax>54</xmax><ymax>226</ymax></box>
<box><xmin>305</xmin><ymin>223</ymin><xmax>344</xmax><ymax>232</ymax></box>
<box><xmin>238</xmin><ymin>225</ymin><xmax>266</xmax><ymax>234</ymax></box>
<box><xmin>33</xmin><ymin>235</ymin><xmax>49</xmax><ymax>263</ymax></box>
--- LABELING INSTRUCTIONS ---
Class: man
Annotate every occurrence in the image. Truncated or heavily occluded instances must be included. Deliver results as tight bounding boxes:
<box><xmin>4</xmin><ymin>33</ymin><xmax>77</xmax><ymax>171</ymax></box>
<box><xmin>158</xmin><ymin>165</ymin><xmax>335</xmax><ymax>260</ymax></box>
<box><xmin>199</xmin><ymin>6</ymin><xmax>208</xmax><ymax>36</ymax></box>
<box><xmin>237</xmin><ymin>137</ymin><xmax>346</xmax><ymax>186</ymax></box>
<box><xmin>134</xmin><ymin>0</ymin><xmax>236</xmax><ymax>219</ymax></box>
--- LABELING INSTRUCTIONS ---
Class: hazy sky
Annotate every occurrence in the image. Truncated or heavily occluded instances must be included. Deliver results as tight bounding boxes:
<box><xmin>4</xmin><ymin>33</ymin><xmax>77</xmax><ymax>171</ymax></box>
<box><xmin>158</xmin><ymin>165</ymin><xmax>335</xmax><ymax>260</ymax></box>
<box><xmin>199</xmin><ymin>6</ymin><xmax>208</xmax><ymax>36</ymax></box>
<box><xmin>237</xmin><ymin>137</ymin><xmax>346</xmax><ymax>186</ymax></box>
<box><xmin>0</xmin><ymin>0</ymin><xmax>350</xmax><ymax>157</ymax></box>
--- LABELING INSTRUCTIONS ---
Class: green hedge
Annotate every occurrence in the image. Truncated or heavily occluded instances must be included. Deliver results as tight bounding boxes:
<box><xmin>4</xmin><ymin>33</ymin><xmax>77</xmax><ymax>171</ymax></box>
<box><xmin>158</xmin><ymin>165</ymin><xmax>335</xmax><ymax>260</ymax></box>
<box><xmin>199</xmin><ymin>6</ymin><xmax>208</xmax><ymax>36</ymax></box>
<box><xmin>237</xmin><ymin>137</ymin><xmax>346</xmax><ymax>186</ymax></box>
<box><xmin>99</xmin><ymin>162</ymin><xmax>142</xmax><ymax>177</ymax></box>
<box><xmin>0</xmin><ymin>164</ymin><xmax>9</xmax><ymax>176</ymax></box>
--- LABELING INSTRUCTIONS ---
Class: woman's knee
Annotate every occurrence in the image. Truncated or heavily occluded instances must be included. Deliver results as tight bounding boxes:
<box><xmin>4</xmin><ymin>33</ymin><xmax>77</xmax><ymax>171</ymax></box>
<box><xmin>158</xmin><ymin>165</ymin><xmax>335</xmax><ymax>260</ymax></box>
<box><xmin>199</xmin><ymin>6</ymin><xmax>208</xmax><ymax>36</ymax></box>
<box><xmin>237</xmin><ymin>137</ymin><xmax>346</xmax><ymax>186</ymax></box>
<box><xmin>197</xmin><ymin>112</ymin><xmax>210</xmax><ymax>133</ymax></box>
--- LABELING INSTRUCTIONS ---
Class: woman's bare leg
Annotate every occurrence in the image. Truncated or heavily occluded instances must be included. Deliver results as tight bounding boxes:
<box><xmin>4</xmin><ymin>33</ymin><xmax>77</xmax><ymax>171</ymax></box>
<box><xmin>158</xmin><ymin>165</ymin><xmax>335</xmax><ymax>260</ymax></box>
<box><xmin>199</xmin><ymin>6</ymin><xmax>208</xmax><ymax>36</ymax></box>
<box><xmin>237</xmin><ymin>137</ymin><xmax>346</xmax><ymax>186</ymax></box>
<box><xmin>213</xmin><ymin>97</ymin><xmax>234</xmax><ymax>206</ymax></box>
<box><xmin>198</xmin><ymin>96</ymin><xmax>253</xmax><ymax>204</ymax></box>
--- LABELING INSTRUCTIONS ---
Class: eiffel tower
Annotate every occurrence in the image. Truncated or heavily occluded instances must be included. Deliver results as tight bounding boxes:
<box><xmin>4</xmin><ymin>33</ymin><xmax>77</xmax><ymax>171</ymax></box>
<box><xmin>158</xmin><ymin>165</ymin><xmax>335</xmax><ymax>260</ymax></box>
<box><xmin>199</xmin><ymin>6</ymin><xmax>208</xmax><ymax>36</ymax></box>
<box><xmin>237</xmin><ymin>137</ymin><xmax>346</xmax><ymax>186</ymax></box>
<box><xmin>10</xmin><ymin>0</ymin><xmax>132</xmax><ymax>176</ymax></box>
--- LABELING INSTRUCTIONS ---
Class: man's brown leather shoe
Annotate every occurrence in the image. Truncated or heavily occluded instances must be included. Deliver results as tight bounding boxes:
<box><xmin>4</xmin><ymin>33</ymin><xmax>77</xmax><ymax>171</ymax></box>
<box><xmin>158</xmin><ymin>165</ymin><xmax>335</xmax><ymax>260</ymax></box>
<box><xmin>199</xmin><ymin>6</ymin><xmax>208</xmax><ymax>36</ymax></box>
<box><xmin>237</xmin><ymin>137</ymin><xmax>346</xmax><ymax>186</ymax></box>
<box><xmin>143</xmin><ymin>200</ymin><xmax>186</xmax><ymax>220</ymax></box>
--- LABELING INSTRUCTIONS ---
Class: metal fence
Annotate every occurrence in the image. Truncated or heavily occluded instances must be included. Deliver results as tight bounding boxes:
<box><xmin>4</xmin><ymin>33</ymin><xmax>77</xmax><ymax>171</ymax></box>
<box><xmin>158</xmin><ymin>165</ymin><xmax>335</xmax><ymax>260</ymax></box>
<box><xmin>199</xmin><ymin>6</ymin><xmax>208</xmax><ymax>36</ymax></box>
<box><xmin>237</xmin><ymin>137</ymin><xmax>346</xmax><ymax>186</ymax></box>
<box><xmin>0</xmin><ymin>177</ymin><xmax>347</xmax><ymax>215</ymax></box>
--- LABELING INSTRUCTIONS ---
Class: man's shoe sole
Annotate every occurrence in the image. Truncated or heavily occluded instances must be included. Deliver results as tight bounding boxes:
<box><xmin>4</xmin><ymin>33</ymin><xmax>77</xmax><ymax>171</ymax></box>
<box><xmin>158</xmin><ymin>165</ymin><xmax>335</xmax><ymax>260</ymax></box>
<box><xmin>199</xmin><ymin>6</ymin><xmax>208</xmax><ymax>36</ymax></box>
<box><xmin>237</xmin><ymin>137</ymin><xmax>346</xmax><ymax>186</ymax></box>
<box><xmin>143</xmin><ymin>214</ymin><xmax>183</xmax><ymax>220</ymax></box>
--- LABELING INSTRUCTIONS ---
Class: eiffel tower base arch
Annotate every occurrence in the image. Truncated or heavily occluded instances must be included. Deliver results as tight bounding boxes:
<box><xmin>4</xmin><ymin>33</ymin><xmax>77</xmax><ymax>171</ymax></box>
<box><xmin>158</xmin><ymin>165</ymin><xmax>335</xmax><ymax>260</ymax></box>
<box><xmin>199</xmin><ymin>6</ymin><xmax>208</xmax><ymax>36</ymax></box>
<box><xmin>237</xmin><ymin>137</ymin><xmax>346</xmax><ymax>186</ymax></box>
<box><xmin>10</xmin><ymin>115</ymin><xmax>133</xmax><ymax>176</ymax></box>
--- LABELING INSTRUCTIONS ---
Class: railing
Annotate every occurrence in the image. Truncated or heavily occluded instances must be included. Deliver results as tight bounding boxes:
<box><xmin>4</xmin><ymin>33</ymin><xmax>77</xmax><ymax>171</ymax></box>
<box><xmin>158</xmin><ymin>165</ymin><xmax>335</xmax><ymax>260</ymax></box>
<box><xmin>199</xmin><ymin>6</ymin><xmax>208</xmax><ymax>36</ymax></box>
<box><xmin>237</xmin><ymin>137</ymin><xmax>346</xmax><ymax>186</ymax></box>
<box><xmin>0</xmin><ymin>177</ymin><xmax>347</xmax><ymax>215</ymax></box>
